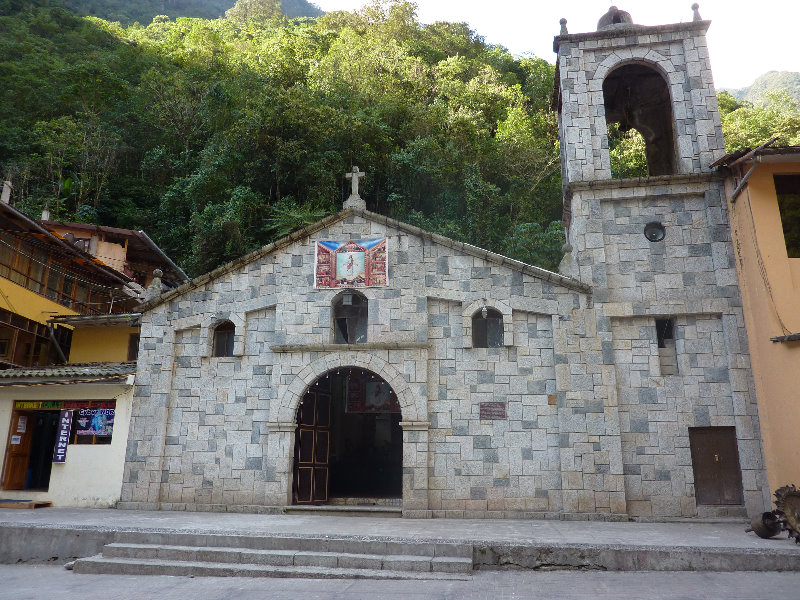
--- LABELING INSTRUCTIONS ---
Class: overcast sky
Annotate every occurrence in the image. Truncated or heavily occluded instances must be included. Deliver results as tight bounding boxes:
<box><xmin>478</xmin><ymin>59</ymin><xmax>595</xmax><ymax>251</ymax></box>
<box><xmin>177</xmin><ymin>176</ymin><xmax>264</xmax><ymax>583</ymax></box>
<box><xmin>311</xmin><ymin>0</ymin><xmax>799</xmax><ymax>90</ymax></box>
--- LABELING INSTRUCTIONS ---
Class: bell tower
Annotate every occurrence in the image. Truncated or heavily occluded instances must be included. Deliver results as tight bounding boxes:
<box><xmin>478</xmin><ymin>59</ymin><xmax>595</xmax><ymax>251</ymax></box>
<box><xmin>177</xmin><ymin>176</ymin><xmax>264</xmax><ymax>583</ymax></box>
<box><xmin>552</xmin><ymin>6</ymin><xmax>769</xmax><ymax>519</ymax></box>
<box><xmin>553</xmin><ymin>4</ymin><xmax>724</xmax><ymax>186</ymax></box>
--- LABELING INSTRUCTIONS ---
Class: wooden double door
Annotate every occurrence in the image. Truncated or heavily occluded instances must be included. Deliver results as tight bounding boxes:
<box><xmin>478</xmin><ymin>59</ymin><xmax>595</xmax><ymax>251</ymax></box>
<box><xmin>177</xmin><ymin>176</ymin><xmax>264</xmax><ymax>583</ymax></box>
<box><xmin>293</xmin><ymin>389</ymin><xmax>331</xmax><ymax>503</ymax></box>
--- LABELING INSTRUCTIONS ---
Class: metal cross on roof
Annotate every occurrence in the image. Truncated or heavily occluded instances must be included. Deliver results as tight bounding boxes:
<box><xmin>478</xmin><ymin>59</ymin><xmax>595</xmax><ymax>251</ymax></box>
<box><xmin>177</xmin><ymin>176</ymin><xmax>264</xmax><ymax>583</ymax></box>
<box><xmin>345</xmin><ymin>166</ymin><xmax>366</xmax><ymax>197</ymax></box>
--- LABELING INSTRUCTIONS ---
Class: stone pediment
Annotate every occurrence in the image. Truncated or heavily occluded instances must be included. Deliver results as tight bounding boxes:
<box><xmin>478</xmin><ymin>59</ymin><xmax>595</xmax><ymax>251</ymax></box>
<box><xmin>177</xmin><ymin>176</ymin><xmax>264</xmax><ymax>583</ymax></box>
<box><xmin>137</xmin><ymin>207</ymin><xmax>590</xmax><ymax>312</ymax></box>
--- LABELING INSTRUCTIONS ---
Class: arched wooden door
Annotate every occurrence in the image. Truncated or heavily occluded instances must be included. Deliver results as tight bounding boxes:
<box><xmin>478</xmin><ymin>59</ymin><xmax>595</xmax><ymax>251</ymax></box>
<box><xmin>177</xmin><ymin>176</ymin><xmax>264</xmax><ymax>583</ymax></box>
<box><xmin>291</xmin><ymin>368</ymin><xmax>402</xmax><ymax>504</ymax></box>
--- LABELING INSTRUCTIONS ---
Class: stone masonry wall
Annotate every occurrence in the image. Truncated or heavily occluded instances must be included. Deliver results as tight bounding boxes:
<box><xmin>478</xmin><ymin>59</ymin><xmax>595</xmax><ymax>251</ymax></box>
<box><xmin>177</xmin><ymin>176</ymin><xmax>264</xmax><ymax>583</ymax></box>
<box><xmin>559</xmin><ymin>175</ymin><xmax>767</xmax><ymax>517</ymax></box>
<box><xmin>425</xmin><ymin>298</ymin><xmax>565</xmax><ymax>515</ymax></box>
<box><xmin>613</xmin><ymin>314</ymin><xmax>763</xmax><ymax>517</ymax></box>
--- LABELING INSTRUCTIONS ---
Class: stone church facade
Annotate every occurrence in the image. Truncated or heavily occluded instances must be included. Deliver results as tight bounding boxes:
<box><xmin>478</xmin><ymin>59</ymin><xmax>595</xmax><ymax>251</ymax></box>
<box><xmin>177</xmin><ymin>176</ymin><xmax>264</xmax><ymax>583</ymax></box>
<box><xmin>120</xmin><ymin>7</ymin><xmax>769</xmax><ymax>519</ymax></box>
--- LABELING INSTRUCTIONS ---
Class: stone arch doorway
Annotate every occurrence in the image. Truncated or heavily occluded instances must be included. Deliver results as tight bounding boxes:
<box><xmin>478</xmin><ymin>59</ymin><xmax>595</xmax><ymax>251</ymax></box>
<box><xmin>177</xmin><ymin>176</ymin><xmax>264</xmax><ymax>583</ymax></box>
<box><xmin>291</xmin><ymin>367</ymin><xmax>403</xmax><ymax>504</ymax></box>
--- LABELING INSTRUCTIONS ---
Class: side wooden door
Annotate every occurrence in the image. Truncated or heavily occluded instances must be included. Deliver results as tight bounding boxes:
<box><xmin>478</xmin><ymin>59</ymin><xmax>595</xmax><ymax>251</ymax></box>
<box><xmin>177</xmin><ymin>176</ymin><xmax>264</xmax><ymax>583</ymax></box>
<box><xmin>689</xmin><ymin>426</ymin><xmax>744</xmax><ymax>505</ymax></box>
<box><xmin>293</xmin><ymin>390</ymin><xmax>331</xmax><ymax>503</ymax></box>
<box><xmin>2</xmin><ymin>411</ymin><xmax>34</xmax><ymax>490</ymax></box>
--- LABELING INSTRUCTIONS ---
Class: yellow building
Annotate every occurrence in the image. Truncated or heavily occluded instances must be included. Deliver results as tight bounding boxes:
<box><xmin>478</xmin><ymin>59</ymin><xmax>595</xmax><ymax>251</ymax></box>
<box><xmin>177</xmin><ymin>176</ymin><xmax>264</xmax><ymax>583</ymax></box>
<box><xmin>0</xmin><ymin>199</ymin><xmax>186</xmax><ymax>506</ymax></box>
<box><xmin>715</xmin><ymin>145</ymin><xmax>800</xmax><ymax>494</ymax></box>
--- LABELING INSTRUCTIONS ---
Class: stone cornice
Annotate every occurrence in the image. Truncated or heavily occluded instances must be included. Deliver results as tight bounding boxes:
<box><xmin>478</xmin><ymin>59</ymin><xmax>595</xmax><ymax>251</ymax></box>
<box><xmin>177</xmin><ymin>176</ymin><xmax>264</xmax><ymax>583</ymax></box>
<box><xmin>553</xmin><ymin>20</ymin><xmax>710</xmax><ymax>53</ymax></box>
<box><xmin>566</xmin><ymin>172</ymin><xmax>722</xmax><ymax>195</ymax></box>
<box><xmin>265</xmin><ymin>422</ymin><xmax>297</xmax><ymax>433</ymax></box>
<box><xmin>270</xmin><ymin>342</ymin><xmax>430</xmax><ymax>353</ymax></box>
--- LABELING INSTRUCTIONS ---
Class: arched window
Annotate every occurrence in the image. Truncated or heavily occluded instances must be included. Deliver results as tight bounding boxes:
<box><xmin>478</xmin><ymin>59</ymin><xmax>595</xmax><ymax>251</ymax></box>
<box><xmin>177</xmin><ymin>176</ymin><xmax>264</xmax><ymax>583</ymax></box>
<box><xmin>472</xmin><ymin>307</ymin><xmax>503</xmax><ymax>348</ymax></box>
<box><xmin>212</xmin><ymin>321</ymin><xmax>235</xmax><ymax>357</ymax></box>
<box><xmin>603</xmin><ymin>63</ymin><xmax>676</xmax><ymax>177</ymax></box>
<box><xmin>332</xmin><ymin>291</ymin><xmax>367</xmax><ymax>344</ymax></box>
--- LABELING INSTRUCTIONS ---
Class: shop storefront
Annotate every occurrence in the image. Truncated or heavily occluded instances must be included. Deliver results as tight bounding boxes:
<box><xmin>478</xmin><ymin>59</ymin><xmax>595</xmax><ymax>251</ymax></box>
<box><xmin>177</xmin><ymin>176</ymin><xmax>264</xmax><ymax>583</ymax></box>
<box><xmin>0</xmin><ymin>364</ymin><xmax>134</xmax><ymax>507</ymax></box>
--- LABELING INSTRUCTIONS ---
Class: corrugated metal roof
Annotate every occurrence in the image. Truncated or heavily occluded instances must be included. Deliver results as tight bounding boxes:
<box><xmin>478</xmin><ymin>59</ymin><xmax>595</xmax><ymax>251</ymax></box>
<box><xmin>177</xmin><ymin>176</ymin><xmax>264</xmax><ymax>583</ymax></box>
<box><xmin>48</xmin><ymin>313</ymin><xmax>141</xmax><ymax>327</ymax></box>
<box><xmin>0</xmin><ymin>362</ymin><xmax>136</xmax><ymax>380</ymax></box>
<box><xmin>0</xmin><ymin>203</ymin><xmax>133</xmax><ymax>287</ymax></box>
<box><xmin>41</xmin><ymin>220</ymin><xmax>189</xmax><ymax>284</ymax></box>
<box><xmin>711</xmin><ymin>144</ymin><xmax>800</xmax><ymax>168</ymax></box>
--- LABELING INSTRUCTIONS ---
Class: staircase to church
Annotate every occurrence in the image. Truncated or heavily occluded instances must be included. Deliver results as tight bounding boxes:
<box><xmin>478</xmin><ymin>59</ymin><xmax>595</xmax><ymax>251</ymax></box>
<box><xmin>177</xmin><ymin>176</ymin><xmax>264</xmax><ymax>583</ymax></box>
<box><xmin>71</xmin><ymin>530</ymin><xmax>473</xmax><ymax>580</ymax></box>
<box><xmin>283</xmin><ymin>497</ymin><xmax>403</xmax><ymax>518</ymax></box>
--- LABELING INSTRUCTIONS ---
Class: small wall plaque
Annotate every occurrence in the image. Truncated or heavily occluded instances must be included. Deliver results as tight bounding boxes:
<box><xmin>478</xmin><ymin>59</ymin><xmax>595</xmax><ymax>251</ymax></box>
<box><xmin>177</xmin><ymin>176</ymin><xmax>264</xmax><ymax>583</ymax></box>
<box><xmin>479</xmin><ymin>402</ymin><xmax>506</xmax><ymax>420</ymax></box>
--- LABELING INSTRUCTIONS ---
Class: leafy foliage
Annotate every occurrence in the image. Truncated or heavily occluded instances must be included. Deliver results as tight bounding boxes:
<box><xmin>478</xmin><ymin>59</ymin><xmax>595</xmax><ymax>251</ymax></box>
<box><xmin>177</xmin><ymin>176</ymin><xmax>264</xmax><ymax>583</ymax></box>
<box><xmin>0</xmin><ymin>0</ymin><xmax>565</xmax><ymax>276</ymax></box>
<box><xmin>503</xmin><ymin>221</ymin><xmax>565</xmax><ymax>273</ymax></box>
<box><xmin>225</xmin><ymin>0</ymin><xmax>282</xmax><ymax>22</ymax></box>
<box><xmin>608</xmin><ymin>123</ymin><xmax>648</xmax><ymax>179</ymax></box>
<box><xmin>8</xmin><ymin>1</ymin><xmax>795</xmax><ymax>280</ymax></box>
<box><xmin>58</xmin><ymin>0</ymin><xmax>322</xmax><ymax>23</ymax></box>
<box><xmin>720</xmin><ymin>91</ymin><xmax>800</xmax><ymax>151</ymax></box>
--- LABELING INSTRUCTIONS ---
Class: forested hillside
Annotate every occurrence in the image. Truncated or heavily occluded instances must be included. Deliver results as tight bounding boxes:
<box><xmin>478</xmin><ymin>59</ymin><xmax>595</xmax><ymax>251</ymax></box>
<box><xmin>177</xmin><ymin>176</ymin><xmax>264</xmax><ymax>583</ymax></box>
<box><xmin>1</xmin><ymin>1</ymin><xmax>798</xmax><ymax>278</ymax></box>
<box><xmin>61</xmin><ymin>0</ymin><xmax>322</xmax><ymax>23</ymax></box>
<box><xmin>0</xmin><ymin>0</ymin><xmax>564</xmax><ymax>276</ymax></box>
<box><xmin>726</xmin><ymin>71</ymin><xmax>800</xmax><ymax>104</ymax></box>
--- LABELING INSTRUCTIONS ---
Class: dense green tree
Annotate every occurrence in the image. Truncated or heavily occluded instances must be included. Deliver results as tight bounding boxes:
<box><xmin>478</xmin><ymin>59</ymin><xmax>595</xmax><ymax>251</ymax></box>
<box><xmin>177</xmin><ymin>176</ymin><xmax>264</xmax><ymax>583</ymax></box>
<box><xmin>608</xmin><ymin>124</ymin><xmax>648</xmax><ymax>179</ymax></box>
<box><xmin>721</xmin><ymin>91</ymin><xmax>800</xmax><ymax>151</ymax></box>
<box><xmin>60</xmin><ymin>0</ymin><xmax>323</xmax><ymax>24</ymax></box>
<box><xmin>225</xmin><ymin>0</ymin><xmax>281</xmax><ymax>22</ymax></box>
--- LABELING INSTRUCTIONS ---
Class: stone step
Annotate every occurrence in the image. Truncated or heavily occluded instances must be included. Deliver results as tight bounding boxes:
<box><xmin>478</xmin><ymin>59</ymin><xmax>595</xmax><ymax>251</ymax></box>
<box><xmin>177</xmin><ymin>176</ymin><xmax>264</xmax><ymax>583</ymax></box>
<box><xmin>327</xmin><ymin>497</ymin><xmax>402</xmax><ymax>507</ymax></box>
<box><xmin>72</xmin><ymin>555</ymin><xmax>471</xmax><ymax>580</ymax></box>
<box><xmin>100</xmin><ymin>542</ymin><xmax>472</xmax><ymax>573</ymax></box>
<box><xmin>283</xmin><ymin>505</ymin><xmax>402</xmax><ymax>518</ymax></box>
<box><xmin>109</xmin><ymin>531</ymin><xmax>472</xmax><ymax>559</ymax></box>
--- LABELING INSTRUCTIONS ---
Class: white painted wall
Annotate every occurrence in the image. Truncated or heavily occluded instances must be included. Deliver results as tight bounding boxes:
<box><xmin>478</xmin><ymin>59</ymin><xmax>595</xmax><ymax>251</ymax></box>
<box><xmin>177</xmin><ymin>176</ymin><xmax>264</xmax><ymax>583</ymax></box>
<box><xmin>0</xmin><ymin>381</ymin><xmax>133</xmax><ymax>508</ymax></box>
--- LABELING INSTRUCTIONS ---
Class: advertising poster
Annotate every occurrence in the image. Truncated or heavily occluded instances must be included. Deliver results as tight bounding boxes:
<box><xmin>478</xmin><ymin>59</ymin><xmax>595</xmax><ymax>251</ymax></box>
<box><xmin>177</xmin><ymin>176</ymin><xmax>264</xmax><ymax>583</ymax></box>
<box><xmin>75</xmin><ymin>408</ymin><xmax>115</xmax><ymax>437</ymax></box>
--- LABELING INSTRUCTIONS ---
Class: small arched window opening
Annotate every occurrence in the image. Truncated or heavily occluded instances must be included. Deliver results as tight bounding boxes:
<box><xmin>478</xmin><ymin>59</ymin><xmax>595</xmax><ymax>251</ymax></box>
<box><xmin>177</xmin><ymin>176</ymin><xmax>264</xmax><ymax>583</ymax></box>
<box><xmin>603</xmin><ymin>64</ymin><xmax>676</xmax><ymax>177</ymax></box>
<box><xmin>212</xmin><ymin>320</ymin><xmax>235</xmax><ymax>357</ymax></box>
<box><xmin>472</xmin><ymin>307</ymin><xmax>503</xmax><ymax>348</ymax></box>
<box><xmin>332</xmin><ymin>291</ymin><xmax>368</xmax><ymax>344</ymax></box>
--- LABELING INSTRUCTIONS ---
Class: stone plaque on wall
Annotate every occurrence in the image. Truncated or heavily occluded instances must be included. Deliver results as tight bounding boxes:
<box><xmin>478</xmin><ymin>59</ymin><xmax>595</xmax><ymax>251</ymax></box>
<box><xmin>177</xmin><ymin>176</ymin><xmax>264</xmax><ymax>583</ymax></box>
<box><xmin>479</xmin><ymin>402</ymin><xmax>506</xmax><ymax>420</ymax></box>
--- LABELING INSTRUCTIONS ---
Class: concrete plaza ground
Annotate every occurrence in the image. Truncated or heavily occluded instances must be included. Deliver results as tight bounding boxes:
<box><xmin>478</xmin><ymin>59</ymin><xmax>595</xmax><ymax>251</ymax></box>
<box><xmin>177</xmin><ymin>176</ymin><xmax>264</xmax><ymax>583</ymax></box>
<box><xmin>1</xmin><ymin>507</ymin><xmax>799</xmax><ymax>598</ymax></box>
<box><xmin>2</xmin><ymin>564</ymin><xmax>800</xmax><ymax>600</ymax></box>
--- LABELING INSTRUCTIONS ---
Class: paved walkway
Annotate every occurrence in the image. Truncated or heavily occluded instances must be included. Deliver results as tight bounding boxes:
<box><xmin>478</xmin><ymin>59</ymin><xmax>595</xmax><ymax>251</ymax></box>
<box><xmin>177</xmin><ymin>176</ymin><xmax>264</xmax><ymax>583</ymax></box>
<box><xmin>2</xmin><ymin>564</ymin><xmax>800</xmax><ymax>600</ymax></box>
<box><xmin>1</xmin><ymin>507</ymin><xmax>798</xmax><ymax>552</ymax></box>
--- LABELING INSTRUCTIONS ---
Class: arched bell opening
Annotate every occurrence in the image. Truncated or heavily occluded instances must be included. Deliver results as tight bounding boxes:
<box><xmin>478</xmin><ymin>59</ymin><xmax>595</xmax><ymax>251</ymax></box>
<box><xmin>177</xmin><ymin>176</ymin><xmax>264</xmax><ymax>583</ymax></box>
<box><xmin>291</xmin><ymin>367</ymin><xmax>402</xmax><ymax>504</ymax></box>
<box><xmin>603</xmin><ymin>63</ymin><xmax>677</xmax><ymax>177</ymax></box>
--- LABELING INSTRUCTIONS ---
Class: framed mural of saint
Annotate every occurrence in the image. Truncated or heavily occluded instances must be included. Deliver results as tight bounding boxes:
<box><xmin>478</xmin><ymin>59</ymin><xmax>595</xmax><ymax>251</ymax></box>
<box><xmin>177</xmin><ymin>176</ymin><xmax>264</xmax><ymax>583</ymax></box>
<box><xmin>314</xmin><ymin>238</ymin><xmax>388</xmax><ymax>288</ymax></box>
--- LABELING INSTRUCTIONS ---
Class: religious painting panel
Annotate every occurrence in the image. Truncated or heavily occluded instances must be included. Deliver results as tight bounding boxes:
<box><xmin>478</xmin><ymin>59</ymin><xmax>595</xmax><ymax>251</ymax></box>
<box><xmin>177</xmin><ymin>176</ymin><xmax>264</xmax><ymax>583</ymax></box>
<box><xmin>314</xmin><ymin>239</ymin><xmax>388</xmax><ymax>288</ymax></box>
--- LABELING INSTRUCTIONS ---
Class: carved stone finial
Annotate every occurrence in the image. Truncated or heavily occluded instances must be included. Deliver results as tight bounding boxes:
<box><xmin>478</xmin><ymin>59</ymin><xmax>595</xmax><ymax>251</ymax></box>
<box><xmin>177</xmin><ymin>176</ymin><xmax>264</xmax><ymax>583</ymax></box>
<box><xmin>597</xmin><ymin>6</ymin><xmax>633</xmax><ymax>30</ymax></box>
<box><xmin>691</xmin><ymin>3</ymin><xmax>702</xmax><ymax>21</ymax></box>
<box><xmin>559</xmin><ymin>18</ymin><xmax>568</xmax><ymax>35</ymax></box>
<box><xmin>143</xmin><ymin>269</ymin><xmax>164</xmax><ymax>302</ymax></box>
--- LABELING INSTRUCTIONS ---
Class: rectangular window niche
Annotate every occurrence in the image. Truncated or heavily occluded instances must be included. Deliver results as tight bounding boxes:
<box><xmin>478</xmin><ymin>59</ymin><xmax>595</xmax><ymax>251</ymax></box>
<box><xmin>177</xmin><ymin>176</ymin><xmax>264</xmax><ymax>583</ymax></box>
<box><xmin>656</xmin><ymin>318</ymin><xmax>678</xmax><ymax>376</ymax></box>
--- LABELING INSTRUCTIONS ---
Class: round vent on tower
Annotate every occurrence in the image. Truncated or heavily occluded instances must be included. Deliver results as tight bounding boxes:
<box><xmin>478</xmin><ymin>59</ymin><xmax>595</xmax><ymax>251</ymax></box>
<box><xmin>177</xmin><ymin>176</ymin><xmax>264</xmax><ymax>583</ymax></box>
<box><xmin>644</xmin><ymin>221</ymin><xmax>666</xmax><ymax>242</ymax></box>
